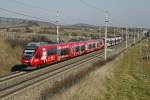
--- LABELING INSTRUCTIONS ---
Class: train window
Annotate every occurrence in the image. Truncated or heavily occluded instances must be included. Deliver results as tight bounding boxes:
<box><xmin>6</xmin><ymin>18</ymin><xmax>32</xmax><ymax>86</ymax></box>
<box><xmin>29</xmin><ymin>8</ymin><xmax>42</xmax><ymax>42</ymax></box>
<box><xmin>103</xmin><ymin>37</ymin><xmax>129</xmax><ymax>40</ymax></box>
<box><xmin>88</xmin><ymin>44</ymin><xmax>92</xmax><ymax>49</ymax></box>
<box><xmin>110</xmin><ymin>41</ymin><xmax>113</xmax><ymax>44</ymax></box>
<box><xmin>47</xmin><ymin>48</ymin><xmax>57</xmax><ymax>56</ymax></box>
<box><xmin>100</xmin><ymin>41</ymin><xmax>103</xmax><ymax>45</ymax></box>
<box><xmin>81</xmin><ymin>45</ymin><xmax>85</xmax><ymax>51</ymax></box>
<box><xmin>97</xmin><ymin>43</ymin><xmax>99</xmax><ymax>47</ymax></box>
<box><xmin>92</xmin><ymin>44</ymin><xmax>96</xmax><ymax>48</ymax></box>
<box><xmin>60</xmin><ymin>48</ymin><xmax>70</xmax><ymax>56</ymax></box>
<box><xmin>24</xmin><ymin>49</ymin><xmax>35</xmax><ymax>55</ymax></box>
<box><xmin>75</xmin><ymin>46</ymin><xmax>80</xmax><ymax>52</ymax></box>
<box><xmin>23</xmin><ymin>49</ymin><xmax>36</xmax><ymax>60</ymax></box>
<box><xmin>35</xmin><ymin>52</ymin><xmax>40</xmax><ymax>58</ymax></box>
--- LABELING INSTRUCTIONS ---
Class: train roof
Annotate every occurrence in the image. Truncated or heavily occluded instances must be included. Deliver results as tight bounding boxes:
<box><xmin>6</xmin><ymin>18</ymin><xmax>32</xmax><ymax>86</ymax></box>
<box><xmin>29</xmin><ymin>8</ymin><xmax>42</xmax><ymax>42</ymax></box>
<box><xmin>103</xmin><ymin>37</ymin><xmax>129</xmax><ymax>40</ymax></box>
<box><xmin>69</xmin><ymin>38</ymin><xmax>87</xmax><ymax>42</ymax></box>
<box><xmin>24</xmin><ymin>42</ymin><xmax>57</xmax><ymax>49</ymax></box>
<box><xmin>24</xmin><ymin>38</ymin><xmax>103</xmax><ymax>49</ymax></box>
<box><xmin>26</xmin><ymin>42</ymin><xmax>50</xmax><ymax>46</ymax></box>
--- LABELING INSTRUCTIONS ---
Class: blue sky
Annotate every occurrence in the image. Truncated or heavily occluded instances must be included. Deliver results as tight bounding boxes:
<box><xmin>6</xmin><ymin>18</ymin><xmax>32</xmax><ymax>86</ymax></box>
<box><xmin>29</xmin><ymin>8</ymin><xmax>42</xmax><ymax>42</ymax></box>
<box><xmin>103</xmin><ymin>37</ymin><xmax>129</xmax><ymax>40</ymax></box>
<box><xmin>0</xmin><ymin>0</ymin><xmax>150</xmax><ymax>27</ymax></box>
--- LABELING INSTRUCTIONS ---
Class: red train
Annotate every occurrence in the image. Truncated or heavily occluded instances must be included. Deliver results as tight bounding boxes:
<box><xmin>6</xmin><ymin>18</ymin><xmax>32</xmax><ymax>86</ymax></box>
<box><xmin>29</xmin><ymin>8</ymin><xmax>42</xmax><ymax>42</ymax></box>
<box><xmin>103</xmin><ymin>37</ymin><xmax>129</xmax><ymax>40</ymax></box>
<box><xmin>21</xmin><ymin>36</ymin><xmax>122</xmax><ymax>70</ymax></box>
<box><xmin>21</xmin><ymin>39</ymin><xmax>104</xmax><ymax>70</ymax></box>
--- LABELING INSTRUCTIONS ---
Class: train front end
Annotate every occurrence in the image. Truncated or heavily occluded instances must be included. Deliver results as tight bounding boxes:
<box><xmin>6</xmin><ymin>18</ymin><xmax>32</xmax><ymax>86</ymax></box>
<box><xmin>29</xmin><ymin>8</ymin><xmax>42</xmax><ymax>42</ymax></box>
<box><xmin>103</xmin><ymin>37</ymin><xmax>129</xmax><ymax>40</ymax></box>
<box><xmin>21</xmin><ymin>43</ymin><xmax>39</xmax><ymax>70</ymax></box>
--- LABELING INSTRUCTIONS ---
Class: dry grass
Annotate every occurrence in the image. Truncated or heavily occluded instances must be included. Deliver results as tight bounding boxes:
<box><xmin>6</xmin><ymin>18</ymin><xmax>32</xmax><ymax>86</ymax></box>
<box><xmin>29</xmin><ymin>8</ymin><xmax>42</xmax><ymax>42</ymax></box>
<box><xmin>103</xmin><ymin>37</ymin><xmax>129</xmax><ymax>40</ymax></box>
<box><xmin>0</xmin><ymin>38</ymin><xmax>22</xmax><ymax>75</ymax></box>
<box><xmin>42</xmin><ymin>54</ymin><xmax>121</xmax><ymax>100</ymax></box>
<box><xmin>102</xmin><ymin>40</ymin><xmax>150</xmax><ymax>100</ymax></box>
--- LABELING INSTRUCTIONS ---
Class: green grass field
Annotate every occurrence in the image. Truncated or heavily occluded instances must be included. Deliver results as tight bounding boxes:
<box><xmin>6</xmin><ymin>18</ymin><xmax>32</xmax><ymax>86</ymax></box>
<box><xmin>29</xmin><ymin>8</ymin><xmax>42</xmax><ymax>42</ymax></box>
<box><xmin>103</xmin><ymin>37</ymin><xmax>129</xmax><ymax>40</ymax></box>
<box><xmin>103</xmin><ymin>40</ymin><xmax>150</xmax><ymax>100</ymax></box>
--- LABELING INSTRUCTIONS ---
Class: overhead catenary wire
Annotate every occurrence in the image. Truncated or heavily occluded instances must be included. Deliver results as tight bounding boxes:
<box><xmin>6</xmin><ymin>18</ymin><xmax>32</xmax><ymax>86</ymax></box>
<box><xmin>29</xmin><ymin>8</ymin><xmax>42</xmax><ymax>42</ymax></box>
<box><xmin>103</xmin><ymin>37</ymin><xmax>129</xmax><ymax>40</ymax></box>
<box><xmin>0</xmin><ymin>7</ymin><xmax>56</xmax><ymax>23</ymax></box>
<box><xmin>5</xmin><ymin>0</ymin><xmax>119</xmax><ymax>27</ymax></box>
<box><xmin>5</xmin><ymin>0</ymin><xmax>62</xmax><ymax>23</ymax></box>
<box><xmin>5</xmin><ymin>0</ymin><xmax>85</xmax><ymax>25</ymax></box>
<box><xmin>79</xmin><ymin>0</ymin><xmax>131</xmax><ymax>28</ymax></box>
<box><xmin>5</xmin><ymin>0</ymin><xmax>56</xmax><ymax>14</ymax></box>
<box><xmin>79</xmin><ymin>0</ymin><xmax>106</xmax><ymax>13</ymax></box>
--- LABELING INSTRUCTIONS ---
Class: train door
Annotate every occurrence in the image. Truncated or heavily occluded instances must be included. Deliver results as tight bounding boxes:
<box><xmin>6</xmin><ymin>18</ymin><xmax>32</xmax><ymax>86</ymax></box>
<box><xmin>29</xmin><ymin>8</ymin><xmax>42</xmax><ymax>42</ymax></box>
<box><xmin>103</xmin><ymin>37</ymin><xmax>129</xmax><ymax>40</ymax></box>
<box><xmin>95</xmin><ymin>42</ymin><xmax>98</xmax><ymax>48</ymax></box>
<box><xmin>88</xmin><ymin>43</ymin><xmax>92</xmax><ymax>52</ymax></box>
<box><xmin>92</xmin><ymin>42</ymin><xmax>96</xmax><ymax>50</ymax></box>
<box><xmin>85</xmin><ymin>42</ymin><xmax>89</xmax><ymax>51</ymax></box>
<box><xmin>99</xmin><ymin>40</ymin><xmax>102</xmax><ymax>49</ymax></box>
<box><xmin>81</xmin><ymin>45</ymin><xmax>85</xmax><ymax>54</ymax></box>
<box><xmin>33</xmin><ymin>50</ymin><xmax>42</xmax><ymax>65</ymax></box>
<box><xmin>101</xmin><ymin>39</ymin><xmax>105</xmax><ymax>48</ymax></box>
<box><xmin>75</xmin><ymin>45</ymin><xmax>81</xmax><ymax>56</ymax></box>
<box><xmin>47</xmin><ymin>47</ymin><xmax>58</xmax><ymax>63</ymax></box>
<box><xmin>70</xmin><ymin>43</ymin><xmax>74</xmax><ymax>57</ymax></box>
<box><xmin>58</xmin><ymin>45</ymin><xmax>70</xmax><ymax>61</ymax></box>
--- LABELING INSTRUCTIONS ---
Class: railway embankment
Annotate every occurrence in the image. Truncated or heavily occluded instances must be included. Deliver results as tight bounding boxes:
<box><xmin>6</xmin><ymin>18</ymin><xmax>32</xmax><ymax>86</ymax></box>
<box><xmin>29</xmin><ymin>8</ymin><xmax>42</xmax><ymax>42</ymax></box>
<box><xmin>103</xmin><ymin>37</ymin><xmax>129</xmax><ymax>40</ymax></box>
<box><xmin>44</xmin><ymin>39</ymin><xmax>150</xmax><ymax>100</ymax></box>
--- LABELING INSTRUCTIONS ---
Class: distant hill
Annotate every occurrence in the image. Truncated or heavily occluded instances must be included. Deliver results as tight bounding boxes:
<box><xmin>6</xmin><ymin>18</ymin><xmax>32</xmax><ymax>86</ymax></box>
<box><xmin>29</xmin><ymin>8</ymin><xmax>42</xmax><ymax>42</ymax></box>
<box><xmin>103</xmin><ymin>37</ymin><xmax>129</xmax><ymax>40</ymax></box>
<box><xmin>72</xmin><ymin>23</ymin><xmax>96</xmax><ymax>27</ymax></box>
<box><xmin>71</xmin><ymin>23</ymin><xmax>97</xmax><ymax>28</ymax></box>
<box><xmin>64</xmin><ymin>23</ymin><xmax>97</xmax><ymax>29</ymax></box>
<box><xmin>0</xmin><ymin>17</ymin><xmax>99</xmax><ymax>29</ymax></box>
<box><xmin>0</xmin><ymin>17</ymin><xmax>55</xmax><ymax>28</ymax></box>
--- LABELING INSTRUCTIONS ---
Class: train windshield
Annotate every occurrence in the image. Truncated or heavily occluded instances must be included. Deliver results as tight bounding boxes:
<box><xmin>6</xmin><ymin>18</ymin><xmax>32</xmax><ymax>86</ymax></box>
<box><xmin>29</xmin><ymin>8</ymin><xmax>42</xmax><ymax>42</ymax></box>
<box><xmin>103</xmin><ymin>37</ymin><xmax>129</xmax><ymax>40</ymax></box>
<box><xmin>23</xmin><ymin>49</ymin><xmax>36</xmax><ymax>60</ymax></box>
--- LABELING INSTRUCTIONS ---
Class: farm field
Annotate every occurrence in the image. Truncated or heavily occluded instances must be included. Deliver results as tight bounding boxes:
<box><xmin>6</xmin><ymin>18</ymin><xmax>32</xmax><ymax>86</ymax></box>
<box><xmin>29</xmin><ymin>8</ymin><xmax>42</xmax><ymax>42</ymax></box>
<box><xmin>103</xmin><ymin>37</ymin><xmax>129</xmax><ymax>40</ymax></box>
<box><xmin>48</xmin><ymin>39</ymin><xmax>150</xmax><ymax>100</ymax></box>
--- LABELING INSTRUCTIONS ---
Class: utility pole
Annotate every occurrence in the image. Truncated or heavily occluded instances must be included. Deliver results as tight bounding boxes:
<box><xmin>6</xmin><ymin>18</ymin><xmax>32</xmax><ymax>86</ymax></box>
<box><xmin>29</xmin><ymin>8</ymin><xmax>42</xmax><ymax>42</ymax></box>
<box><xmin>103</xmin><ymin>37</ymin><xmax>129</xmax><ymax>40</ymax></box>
<box><xmin>99</xmin><ymin>25</ymin><xmax>101</xmax><ymax>38</ymax></box>
<box><xmin>114</xmin><ymin>28</ymin><xmax>116</xmax><ymax>37</ymax></box>
<box><xmin>126</xmin><ymin>27</ymin><xmax>128</xmax><ymax>48</ymax></box>
<box><xmin>141</xmin><ymin>28</ymin><xmax>144</xmax><ymax>39</ymax></box>
<box><xmin>140</xmin><ymin>28</ymin><xmax>143</xmax><ymax>40</ymax></box>
<box><xmin>122</xmin><ymin>28</ymin><xmax>124</xmax><ymax>40</ymax></box>
<box><xmin>56</xmin><ymin>11</ymin><xmax>59</xmax><ymax>43</ymax></box>
<box><xmin>134</xmin><ymin>30</ymin><xmax>136</xmax><ymax>44</ymax></box>
<box><xmin>138</xmin><ymin>28</ymin><xmax>140</xmax><ymax>40</ymax></box>
<box><xmin>139</xmin><ymin>28</ymin><xmax>141</xmax><ymax>40</ymax></box>
<box><xmin>104</xmin><ymin>12</ymin><xmax>109</xmax><ymax>60</ymax></box>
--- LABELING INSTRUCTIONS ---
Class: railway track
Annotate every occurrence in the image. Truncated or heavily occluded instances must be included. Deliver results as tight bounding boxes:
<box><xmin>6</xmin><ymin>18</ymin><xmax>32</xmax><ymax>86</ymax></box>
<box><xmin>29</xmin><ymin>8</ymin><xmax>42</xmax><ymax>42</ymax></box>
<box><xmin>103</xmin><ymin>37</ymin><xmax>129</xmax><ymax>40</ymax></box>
<box><xmin>0</xmin><ymin>42</ymin><xmax>127</xmax><ymax>99</ymax></box>
<box><xmin>0</xmin><ymin>51</ymin><xmax>105</xmax><ymax>98</ymax></box>
<box><xmin>0</xmin><ymin>72</ymin><xmax>26</xmax><ymax>82</ymax></box>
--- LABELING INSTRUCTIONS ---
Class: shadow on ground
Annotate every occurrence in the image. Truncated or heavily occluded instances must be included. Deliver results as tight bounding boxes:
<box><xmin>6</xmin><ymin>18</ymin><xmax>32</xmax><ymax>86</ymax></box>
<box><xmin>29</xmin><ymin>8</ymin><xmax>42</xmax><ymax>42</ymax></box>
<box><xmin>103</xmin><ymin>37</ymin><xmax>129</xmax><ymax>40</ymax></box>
<box><xmin>11</xmin><ymin>64</ymin><xmax>26</xmax><ymax>72</ymax></box>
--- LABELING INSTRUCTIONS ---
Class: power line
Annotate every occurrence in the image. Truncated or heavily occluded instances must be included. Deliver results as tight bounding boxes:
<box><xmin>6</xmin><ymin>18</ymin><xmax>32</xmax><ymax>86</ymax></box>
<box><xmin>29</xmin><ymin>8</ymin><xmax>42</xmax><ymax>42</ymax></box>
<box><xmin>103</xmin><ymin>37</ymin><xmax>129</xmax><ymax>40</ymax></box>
<box><xmin>0</xmin><ymin>7</ymin><xmax>55</xmax><ymax>23</ymax></box>
<box><xmin>79</xmin><ymin>0</ymin><xmax>128</xmax><ymax>28</ymax></box>
<box><xmin>5</xmin><ymin>0</ymin><xmax>57</xmax><ymax>20</ymax></box>
<box><xmin>12</xmin><ymin>0</ymin><xmax>88</xmax><ymax>24</ymax></box>
<box><xmin>5</xmin><ymin>0</ymin><xmax>84</xmax><ymax>25</ymax></box>
<box><xmin>5</xmin><ymin>0</ymin><xmax>110</xmax><ymax>26</ymax></box>
<box><xmin>6</xmin><ymin>0</ymin><xmax>56</xmax><ymax>14</ymax></box>
<box><xmin>79</xmin><ymin>0</ymin><xmax>106</xmax><ymax>13</ymax></box>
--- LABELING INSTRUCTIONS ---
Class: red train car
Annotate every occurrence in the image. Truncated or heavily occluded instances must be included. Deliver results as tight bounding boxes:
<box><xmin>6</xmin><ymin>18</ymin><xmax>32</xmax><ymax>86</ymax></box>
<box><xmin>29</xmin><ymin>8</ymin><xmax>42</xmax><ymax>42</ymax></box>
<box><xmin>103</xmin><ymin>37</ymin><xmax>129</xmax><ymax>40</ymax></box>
<box><xmin>21</xmin><ymin>39</ymin><xmax>104</xmax><ymax>70</ymax></box>
<box><xmin>21</xmin><ymin>42</ymin><xmax>58</xmax><ymax>69</ymax></box>
<box><xmin>57</xmin><ymin>43</ymin><xmax>72</xmax><ymax>61</ymax></box>
<box><xmin>69</xmin><ymin>41</ymin><xmax>86</xmax><ymax>56</ymax></box>
<box><xmin>85</xmin><ymin>39</ymin><xmax>104</xmax><ymax>53</ymax></box>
